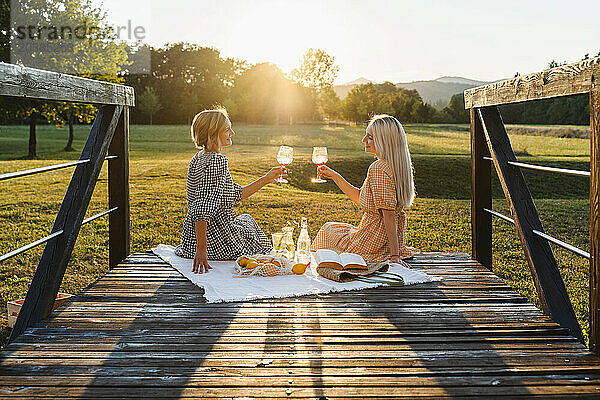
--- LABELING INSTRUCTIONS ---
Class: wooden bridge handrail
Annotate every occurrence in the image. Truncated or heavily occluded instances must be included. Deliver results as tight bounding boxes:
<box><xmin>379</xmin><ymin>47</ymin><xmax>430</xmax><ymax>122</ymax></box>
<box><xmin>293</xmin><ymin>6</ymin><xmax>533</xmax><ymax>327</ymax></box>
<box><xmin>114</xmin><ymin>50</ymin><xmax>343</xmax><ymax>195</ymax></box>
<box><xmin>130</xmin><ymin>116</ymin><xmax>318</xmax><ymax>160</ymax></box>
<box><xmin>465</xmin><ymin>60</ymin><xmax>600</xmax><ymax>354</ymax></box>
<box><xmin>464</xmin><ymin>56</ymin><xmax>600</xmax><ymax>109</ymax></box>
<box><xmin>0</xmin><ymin>62</ymin><xmax>135</xmax><ymax>106</ymax></box>
<box><xmin>477</xmin><ymin>107</ymin><xmax>584</xmax><ymax>342</ymax></box>
<box><xmin>0</xmin><ymin>62</ymin><xmax>133</xmax><ymax>343</ymax></box>
<box><xmin>8</xmin><ymin>105</ymin><xmax>125</xmax><ymax>343</ymax></box>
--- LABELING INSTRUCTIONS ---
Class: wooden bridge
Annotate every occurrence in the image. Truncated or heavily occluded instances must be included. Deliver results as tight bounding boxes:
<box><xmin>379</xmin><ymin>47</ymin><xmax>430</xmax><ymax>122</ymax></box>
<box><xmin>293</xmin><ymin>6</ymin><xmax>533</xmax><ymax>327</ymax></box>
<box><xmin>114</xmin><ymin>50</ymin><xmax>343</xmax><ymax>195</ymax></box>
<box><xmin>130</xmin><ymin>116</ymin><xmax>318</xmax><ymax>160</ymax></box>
<box><xmin>1</xmin><ymin>59</ymin><xmax>600</xmax><ymax>398</ymax></box>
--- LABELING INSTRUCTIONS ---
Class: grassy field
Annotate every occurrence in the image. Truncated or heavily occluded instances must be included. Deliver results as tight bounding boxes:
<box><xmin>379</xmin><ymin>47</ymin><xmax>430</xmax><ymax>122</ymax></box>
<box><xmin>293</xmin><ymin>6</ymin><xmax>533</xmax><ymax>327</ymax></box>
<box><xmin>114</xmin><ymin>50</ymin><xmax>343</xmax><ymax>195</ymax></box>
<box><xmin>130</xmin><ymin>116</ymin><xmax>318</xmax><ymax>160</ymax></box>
<box><xmin>0</xmin><ymin>122</ymin><xmax>591</xmax><ymax>347</ymax></box>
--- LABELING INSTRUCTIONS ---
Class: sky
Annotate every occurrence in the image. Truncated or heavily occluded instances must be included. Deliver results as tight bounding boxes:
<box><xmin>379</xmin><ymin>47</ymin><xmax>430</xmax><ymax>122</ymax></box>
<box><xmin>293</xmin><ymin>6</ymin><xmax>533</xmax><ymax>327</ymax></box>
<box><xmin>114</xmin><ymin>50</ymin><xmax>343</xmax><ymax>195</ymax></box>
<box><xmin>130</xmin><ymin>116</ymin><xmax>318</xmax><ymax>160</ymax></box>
<box><xmin>95</xmin><ymin>0</ymin><xmax>600</xmax><ymax>84</ymax></box>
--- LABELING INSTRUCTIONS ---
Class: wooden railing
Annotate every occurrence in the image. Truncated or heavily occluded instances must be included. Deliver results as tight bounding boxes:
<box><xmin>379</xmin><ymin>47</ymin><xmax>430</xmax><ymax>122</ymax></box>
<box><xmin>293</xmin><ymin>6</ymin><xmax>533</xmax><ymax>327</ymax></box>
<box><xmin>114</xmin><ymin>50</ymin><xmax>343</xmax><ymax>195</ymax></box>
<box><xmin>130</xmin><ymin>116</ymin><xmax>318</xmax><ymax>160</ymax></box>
<box><xmin>465</xmin><ymin>56</ymin><xmax>600</xmax><ymax>354</ymax></box>
<box><xmin>0</xmin><ymin>63</ymin><xmax>134</xmax><ymax>342</ymax></box>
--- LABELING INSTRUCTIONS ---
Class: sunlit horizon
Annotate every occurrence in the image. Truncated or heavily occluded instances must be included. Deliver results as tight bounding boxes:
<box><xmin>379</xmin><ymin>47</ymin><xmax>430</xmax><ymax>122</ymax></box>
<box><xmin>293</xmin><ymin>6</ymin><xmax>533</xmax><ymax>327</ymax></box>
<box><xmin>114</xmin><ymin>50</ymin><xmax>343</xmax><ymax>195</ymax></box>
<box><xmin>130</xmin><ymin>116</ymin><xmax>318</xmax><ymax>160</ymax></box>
<box><xmin>97</xmin><ymin>0</ymin><xmax>600</xmax><ymax>85</ymax></box>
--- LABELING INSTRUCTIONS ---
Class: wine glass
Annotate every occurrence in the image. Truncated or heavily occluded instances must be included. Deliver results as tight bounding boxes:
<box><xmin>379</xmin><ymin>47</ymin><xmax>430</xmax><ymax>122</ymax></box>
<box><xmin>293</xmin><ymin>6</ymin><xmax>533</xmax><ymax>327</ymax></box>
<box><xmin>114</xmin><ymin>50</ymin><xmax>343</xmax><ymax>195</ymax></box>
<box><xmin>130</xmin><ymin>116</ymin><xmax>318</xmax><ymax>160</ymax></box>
<box><xmin>311</xmin><ymin>146</ymin><xmax>328</xmax><ymax>183</ymax></box>
<box><xmin>276</xmin><ymin>146</ymin><xmax>293</xmax><ymax>183</ymax></box>
<box><xmin>271</xmin><ymin>232</ymin><xmax>284</xmax><ymax>254</ymax></box>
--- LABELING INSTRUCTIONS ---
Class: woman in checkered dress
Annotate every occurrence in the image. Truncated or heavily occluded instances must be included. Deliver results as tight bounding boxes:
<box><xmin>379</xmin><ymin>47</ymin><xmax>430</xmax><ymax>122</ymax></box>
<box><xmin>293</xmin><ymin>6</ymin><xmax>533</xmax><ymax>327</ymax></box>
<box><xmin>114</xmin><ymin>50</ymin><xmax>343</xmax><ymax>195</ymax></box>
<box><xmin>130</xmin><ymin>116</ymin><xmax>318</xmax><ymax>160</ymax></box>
<box><xmin>310</xmin><ymin>115</ymin><xmax>415</xmax><ymax>264</ymax></box>
<box><xmin>175</xmin><ymin>108</ymin><xmax>285</xmax><ymax>274</ymax></box>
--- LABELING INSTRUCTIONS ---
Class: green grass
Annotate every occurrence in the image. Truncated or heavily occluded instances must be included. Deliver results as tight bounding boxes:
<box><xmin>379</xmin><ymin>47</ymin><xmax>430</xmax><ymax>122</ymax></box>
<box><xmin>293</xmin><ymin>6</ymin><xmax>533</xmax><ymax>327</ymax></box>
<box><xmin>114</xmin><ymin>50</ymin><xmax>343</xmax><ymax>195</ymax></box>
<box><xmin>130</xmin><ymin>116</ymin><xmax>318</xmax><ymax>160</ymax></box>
<box><xmin>0</xmin><ymin>122</ymin><xmax>591</xmax><ymax>347</ymax></box>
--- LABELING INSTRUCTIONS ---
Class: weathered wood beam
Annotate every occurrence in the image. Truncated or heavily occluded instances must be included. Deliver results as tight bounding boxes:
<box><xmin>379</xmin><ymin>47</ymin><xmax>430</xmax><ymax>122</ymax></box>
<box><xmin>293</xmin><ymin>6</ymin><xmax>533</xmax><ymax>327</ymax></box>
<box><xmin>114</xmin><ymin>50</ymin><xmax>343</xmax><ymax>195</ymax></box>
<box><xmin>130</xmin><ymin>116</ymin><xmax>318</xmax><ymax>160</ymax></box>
<box><xmin>465</xmin><ymin>57</ymin><xmax>600</xmax><ymax>108</ymax></box>
<box><xmin>0</xmin><ymin>63</ymin><xmax>134</xmax><ymax>106</ymax></box>
<box><xmin>478</xmin><ymin>106</ymin><xmax>583</xmax><ymax>342</ymax></box>
<box><xmin>470</xmin><ymin>108</ymin><xmax>492</xmax><ymax>269</ymax></box>
<box><xmin>108</xmin><ymin>107</ymin><xmax>130</xmax><ymax>268</ymax></box>
<box><xmin>590</xmin><ymin>88</ymin><xmax>600</xmax><ymax>355</ymax></box>
<box><xmin>9</xmin><ymin>105</ymin><xmax>124</xmax><ymax>343</ymax></box>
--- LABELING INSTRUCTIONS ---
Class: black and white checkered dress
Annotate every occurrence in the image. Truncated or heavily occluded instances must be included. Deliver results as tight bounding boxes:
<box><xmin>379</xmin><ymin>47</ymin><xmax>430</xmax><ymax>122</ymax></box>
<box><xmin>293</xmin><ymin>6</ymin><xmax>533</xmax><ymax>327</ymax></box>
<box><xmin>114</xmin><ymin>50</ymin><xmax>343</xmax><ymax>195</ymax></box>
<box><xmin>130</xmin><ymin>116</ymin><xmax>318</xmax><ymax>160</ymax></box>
<box><xmin>175</xmin><ymin>151</ymin><xmax>272</xmax><ymax>260</ymax></box>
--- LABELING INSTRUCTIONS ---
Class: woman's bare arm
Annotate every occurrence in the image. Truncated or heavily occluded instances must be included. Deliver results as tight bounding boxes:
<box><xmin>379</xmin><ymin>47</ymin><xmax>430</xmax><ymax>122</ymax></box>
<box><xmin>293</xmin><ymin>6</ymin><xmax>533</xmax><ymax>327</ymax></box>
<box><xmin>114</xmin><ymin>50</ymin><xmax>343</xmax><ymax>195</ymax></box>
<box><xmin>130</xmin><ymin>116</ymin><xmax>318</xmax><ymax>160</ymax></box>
<box><xmin>318</xmin><ymin>165</ymin><xmax>360</xmax><ymax>205</ymax></box>
<box><xmin>381</xmin><ymin>209</ymin><xmax>400</xmax><ymax>263</ymax></box>
<box><xmin>241</xmin><ymin>166</ymin><xmax>285</xmax><ymax>200</ymax></box>
<box><xmin>241</xmin><ymin>175</ymin><xmax>270</xmax><ymax>200</ymax></box>
<box><xmin>193</xmin><ymin>220</ymin><xmax>211</xmax><ymax>274</ymax></box>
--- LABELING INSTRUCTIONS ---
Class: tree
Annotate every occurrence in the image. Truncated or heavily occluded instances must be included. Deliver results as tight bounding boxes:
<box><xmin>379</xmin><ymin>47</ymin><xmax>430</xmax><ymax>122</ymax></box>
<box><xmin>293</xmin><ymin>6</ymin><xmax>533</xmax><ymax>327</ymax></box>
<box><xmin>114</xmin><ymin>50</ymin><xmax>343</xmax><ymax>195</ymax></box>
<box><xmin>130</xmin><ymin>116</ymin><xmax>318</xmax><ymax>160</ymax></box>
<box><xmin>291</xmin><ymin>48</ymin><xmax>339</xmax><ymax>91</ymax></box>
<box><xmin>0</xmin><ymin>0</ymin><xmax>9</xmax><ymax>63</ymax></box>
<box><xmin>8</xmin><ymin>0</ymin><xmax>129</xmax><ymax>155</ymax></box>
<box><xmin>137</xmin><ymin>87</ymin><xmax>162</xmax><ymax>125</ymax></box>
<box><xmin>442</xmin><ymin>93</ymin><xmax>469</xmax><ymax>123</ymax></box>
<box><xmin>231</xmin><ymin>63</ymin><xmax>313</xmax><ymax>124</ymax></box>
<box><xmin>123</xmin><ymin>44</ymin><xmax>243</xmax><ymax>124</ymax></box>
<box><xmin>319</xmin><ymin>86</ymin><xmax>342</xmax><ymax>121</ymax></box>
<box><xmin>151</xmin><ymin>43</ymin><xmax>237</xmax><ymax>124</ymax></box>
<box><xmin>43</xmin><ymin>102</ymin><xmax>96</xmax><ymax>151</ymax></box>
<box><xmin>291</xmin><ymin>49</ymin><xmax>340</xmax><ymax>121</ymax></box>
<box><xmin>343</xmin><ymin>83</ymin><xmax>378</xmax><ymax>123</ymax></box>
<box><xmin>342</xmin><ymin>82</ymin><xmax>436</xmax><ymax>124</ymax></box>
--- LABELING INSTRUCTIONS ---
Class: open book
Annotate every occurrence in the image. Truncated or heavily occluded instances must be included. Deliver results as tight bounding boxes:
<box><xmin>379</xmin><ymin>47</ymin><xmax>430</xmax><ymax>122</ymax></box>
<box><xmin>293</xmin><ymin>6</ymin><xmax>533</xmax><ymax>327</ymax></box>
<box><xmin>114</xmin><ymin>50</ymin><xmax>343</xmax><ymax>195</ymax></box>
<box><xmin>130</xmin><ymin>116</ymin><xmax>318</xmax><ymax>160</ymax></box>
<box><xmin>314</xmin><ymin>249</ymin><xmax>368</xmax><ymax>271</ymax></box>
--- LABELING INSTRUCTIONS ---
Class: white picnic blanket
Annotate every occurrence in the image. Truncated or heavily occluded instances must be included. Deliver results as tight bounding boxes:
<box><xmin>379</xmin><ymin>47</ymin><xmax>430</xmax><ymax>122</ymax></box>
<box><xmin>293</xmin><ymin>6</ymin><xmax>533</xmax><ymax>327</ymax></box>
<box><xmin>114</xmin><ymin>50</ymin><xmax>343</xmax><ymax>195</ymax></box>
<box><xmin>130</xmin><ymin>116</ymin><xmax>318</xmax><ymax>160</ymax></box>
<box><xmin>152</xmin><ymin>244</ymin><xmax>436</xmax><ymax>303</ymax></box>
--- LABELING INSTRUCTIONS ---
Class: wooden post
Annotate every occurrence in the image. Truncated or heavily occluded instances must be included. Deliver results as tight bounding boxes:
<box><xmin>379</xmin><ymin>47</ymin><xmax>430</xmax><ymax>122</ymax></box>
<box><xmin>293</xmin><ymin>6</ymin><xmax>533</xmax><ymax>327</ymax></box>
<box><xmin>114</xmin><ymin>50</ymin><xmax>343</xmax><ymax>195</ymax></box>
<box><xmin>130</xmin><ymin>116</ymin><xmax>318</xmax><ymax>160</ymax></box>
<box><xmin>478</xmin><ymin>106</ymin><xmax>583</xmax><ymax>342</ymax></box>
<box><xmin>590</xmin><ymin>88</ymin><xmax>600</xmax><ymax>355</ymax></box>
<box><xmin>28</xmin><ymin>114</ymin><xmax>36</xmax><ymax>158</ymax></box>
<box><xmin>471</xmin><ymin>108</ymin><xmax>492</xmax><ymax>269</ymax></box>
<box><xmin>9</xmin><ymin>105</ymin><xmax>124</xmax><ymax>343</ymax></box>
<box><xmin>108</xmin><ymin>106</ymin><xmax>130</xmax><ymax>268</ymax></box>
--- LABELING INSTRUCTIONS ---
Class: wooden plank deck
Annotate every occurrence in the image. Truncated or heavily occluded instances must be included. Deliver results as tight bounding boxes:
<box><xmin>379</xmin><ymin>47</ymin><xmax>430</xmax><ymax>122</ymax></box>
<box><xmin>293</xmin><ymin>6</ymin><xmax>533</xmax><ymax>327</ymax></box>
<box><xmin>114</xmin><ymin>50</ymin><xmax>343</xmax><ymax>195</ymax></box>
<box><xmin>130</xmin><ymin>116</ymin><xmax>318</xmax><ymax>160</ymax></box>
<box><xmin>1</xmin><ymin>252</ymin><xmax>600</xmax><ymax>398</ymax></box>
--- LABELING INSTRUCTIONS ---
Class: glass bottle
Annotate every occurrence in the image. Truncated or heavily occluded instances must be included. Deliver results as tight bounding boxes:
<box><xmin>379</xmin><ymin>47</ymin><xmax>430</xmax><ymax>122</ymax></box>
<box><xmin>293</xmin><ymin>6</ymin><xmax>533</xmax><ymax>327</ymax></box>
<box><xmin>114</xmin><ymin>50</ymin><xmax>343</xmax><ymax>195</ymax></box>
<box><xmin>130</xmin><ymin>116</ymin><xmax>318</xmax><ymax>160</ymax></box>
<box><xmin>296</xmin><ymin>217</ymin><xmax>311</xmax><ymax>265</ymax></box>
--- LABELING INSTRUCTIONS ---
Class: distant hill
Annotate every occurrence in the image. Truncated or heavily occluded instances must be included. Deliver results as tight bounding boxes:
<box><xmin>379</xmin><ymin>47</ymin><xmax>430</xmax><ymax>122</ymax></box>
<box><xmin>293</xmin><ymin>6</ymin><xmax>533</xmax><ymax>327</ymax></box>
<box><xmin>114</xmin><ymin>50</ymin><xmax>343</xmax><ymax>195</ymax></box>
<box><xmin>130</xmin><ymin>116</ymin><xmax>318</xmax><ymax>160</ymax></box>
<box><xmin>344</xmin><ymin>77</ymin><xmax>374</xmax><ymax>85</ymax></box>
<box><xmin>396</xmin><ymin>77</ymin><xmax>489</xmax><ymax>108</ymax></box>
<box><xmin>333</xmin><ymin>76</ymin><xmax>491</xmax><ymax>109</ymax></box>
<box><xmin>333</xmin><ymin>77</ymin><xmax>375</xmax><ymax>99</ymax></box>
<box><xmin>433</xmin><ymin>76</ymin><xmax>487</xmax><ymax>85</ymax></box>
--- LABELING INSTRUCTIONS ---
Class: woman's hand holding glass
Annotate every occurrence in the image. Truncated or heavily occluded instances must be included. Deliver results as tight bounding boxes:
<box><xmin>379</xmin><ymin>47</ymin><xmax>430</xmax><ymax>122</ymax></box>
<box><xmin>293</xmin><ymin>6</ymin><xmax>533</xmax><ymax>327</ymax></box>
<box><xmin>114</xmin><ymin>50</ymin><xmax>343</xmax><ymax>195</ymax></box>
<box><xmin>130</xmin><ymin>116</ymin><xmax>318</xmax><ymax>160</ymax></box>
<box><xmin>316</xmin><ymin>164</ymin><xmax>339</xmax><ymax>181</ymax></box>
<box><xmin>276</xmin><ymin>146</ymin><xmax>293</xmax><ymax>184</ymax></box>
<box><xmin>265</xmin><ymin>166</ymin><xmax>286</xmax><ymax>183</ymax></box>
<box><xmin>312</xmin><ymin>147</ymin><xmax>328</xmax><ymax>183</ymax></box>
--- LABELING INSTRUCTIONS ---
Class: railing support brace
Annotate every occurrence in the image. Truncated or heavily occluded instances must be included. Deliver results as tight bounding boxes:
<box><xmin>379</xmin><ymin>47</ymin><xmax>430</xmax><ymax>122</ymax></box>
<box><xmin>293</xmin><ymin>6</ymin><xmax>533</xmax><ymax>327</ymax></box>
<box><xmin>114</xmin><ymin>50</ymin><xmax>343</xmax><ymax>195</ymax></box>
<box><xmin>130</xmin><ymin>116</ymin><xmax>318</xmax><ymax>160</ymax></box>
<box><xmin>478</xmin><ymin>106</ymin><xmax>583</xmax><ymax>342</ymax></box>
<box><xmin>8</xmin><ymin>105</ymin><xmax>124</xmax><ymax>343</ymax></box>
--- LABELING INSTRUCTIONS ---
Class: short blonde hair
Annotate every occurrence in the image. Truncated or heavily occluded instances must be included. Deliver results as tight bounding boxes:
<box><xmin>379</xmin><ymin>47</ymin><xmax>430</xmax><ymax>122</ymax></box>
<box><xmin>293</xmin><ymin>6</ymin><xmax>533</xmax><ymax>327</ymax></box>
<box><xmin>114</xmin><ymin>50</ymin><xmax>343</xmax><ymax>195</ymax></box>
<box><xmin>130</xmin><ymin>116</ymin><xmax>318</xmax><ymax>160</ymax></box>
<box><xmin>367</xmin><ymin>114</ymin><xmax>415</xmax><ymax>208</ymax></box>
<box><xmin>190</xmin><ymin>108</ymin><xmax>230</xmax><ymax>152</ymax></box>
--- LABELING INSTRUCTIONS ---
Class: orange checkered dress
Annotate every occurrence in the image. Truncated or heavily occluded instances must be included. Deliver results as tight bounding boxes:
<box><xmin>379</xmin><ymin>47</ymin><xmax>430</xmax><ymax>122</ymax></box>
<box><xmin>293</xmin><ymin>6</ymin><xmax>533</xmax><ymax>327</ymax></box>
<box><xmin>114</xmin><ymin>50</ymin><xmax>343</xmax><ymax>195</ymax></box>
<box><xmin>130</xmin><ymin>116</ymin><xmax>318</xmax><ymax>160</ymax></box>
<box><xmin>310</xmin><ymin>159</ymin><xmax>414</xmax><ymax>263</ymax></box>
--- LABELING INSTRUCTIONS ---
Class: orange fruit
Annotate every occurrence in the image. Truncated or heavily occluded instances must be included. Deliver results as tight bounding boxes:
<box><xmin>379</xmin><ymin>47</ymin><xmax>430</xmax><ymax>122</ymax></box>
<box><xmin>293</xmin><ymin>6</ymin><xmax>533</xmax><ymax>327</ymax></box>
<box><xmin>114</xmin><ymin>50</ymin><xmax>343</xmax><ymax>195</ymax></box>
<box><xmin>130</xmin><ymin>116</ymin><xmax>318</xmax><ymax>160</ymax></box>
<box><xmin>272</xmin><ymin>260</ymin><xmax>282</xmax><ymax>267</ymax></box>
<box><xmin>246</xmin><ymin>261</ymin><xmax>259</xmax><ymax>270</ymax></box>
<box><xmin>238</xmin><ymin>257</ymin><xmax>249</xmax><ymax>267</ymax></box>
<box><xmin>292</xmin><ymin>263</ymin><xmax>307</xmax><ymax>275</ymax></box>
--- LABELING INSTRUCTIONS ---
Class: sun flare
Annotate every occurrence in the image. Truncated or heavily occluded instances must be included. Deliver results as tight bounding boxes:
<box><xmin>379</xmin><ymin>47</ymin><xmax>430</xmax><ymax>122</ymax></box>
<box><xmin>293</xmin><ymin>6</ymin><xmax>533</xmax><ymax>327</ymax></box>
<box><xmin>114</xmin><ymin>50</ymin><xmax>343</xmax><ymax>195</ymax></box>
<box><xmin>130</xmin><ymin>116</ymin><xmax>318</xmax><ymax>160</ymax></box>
<box><xmin>224</xmin><ymin>1</ymin><xmax>347</xmax><ymax>74</ymax></box>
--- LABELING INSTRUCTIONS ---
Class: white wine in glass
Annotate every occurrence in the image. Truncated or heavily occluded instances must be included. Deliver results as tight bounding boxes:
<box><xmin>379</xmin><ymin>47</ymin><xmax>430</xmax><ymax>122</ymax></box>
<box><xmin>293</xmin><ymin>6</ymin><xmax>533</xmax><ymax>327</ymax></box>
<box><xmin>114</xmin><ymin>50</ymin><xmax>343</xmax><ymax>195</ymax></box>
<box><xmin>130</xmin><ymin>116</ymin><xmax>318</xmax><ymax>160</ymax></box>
<box><xmin>276</xmin><ymin>146</ymin><xmax>293</xmax><ymax>184</ymax></box>
<box><xmin>312</xmin><ymin>147</ymin><xmax>328</xmax><ymax>183</ymax></box>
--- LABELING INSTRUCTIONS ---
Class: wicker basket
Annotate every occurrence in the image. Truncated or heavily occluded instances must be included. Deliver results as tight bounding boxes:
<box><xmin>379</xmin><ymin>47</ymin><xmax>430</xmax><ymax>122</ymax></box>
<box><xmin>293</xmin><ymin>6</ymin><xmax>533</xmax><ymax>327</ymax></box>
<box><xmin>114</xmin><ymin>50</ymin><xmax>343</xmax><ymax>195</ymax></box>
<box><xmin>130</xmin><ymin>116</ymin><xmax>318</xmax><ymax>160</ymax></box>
<box><xmin>234</xmin><ymin>254</ymin><xmax>294</xmax><ymax>277</ymax></box>
<box><xmin>7</xmin><ymin>293</ymin><xmax>73</xmax><ymax>328</ymax></box>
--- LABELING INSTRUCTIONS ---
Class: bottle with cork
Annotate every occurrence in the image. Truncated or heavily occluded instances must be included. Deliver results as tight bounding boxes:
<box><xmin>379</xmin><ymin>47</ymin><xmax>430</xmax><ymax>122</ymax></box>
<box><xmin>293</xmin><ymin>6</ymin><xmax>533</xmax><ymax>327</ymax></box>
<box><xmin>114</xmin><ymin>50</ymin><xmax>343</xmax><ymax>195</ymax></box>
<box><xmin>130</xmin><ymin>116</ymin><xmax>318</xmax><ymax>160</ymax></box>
<box><xmin>296</xmin><ymin>217</ymin><xmax>311</xmax><ymax>265</ymax></box>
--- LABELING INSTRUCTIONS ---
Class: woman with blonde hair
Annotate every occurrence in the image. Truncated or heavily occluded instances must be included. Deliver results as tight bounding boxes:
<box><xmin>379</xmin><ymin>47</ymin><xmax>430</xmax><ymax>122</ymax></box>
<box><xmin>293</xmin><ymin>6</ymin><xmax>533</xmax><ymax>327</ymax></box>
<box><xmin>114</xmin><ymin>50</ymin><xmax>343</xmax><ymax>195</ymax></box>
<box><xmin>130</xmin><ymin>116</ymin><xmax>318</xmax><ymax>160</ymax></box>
<box><xmin>175</xmin><ymin>108</ymin><xmax>285</xmax><ymax>274</ymax></box>
<box><xmin>311</xmin><ymin>114</ymin><xmax>415</xmax><ymax>264</ymax></box>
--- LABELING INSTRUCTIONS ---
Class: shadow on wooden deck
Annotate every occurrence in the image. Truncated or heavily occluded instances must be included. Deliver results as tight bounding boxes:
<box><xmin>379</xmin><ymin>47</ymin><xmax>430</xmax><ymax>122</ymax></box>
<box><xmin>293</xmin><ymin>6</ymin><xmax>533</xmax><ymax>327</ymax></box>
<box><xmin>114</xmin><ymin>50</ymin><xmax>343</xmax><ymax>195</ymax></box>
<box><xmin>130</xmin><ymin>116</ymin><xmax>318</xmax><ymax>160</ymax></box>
<box><xmin>1</xmin><ymin>252</ymin><xmax>600</xmax><ymax>398</ymax></box>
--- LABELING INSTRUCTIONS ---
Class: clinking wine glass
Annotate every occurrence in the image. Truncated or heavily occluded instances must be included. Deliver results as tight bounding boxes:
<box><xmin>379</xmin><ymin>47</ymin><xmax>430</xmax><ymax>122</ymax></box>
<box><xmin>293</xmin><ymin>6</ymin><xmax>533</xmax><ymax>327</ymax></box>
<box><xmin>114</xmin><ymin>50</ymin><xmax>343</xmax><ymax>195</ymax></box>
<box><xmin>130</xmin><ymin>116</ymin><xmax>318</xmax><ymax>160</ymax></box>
<box><xmin>312</xmin><ymin>146</ymin><xmax>328</xmax><ymax>183</ymax></box>
<box><xmin>276</xmin><ymin>145</ymin><xmax>293</xmax><ymax>184</ymax></box>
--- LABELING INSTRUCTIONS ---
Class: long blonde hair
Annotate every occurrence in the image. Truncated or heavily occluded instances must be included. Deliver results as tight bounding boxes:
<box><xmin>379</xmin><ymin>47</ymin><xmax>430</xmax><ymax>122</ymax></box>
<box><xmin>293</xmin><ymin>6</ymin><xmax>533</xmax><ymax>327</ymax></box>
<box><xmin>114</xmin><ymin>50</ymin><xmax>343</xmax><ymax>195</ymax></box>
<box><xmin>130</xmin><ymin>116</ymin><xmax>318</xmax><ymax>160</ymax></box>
<box><xmin>190</xmin><ymin>108</ymin><xmax>230</xmax><ymax>152</ymax></box>
<box><xmin>367</xmin><ymin>114</ymin><xmax>415</xmax><ymax>208</ymax></box>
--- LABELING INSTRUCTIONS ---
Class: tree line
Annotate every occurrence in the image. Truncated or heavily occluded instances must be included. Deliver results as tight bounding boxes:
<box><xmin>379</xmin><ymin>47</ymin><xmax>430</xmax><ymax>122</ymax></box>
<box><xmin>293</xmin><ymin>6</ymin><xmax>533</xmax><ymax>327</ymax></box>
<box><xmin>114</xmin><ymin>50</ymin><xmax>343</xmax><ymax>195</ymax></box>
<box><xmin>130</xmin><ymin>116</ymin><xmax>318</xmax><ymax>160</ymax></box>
<box><xmin>0</xmin><ymin>0</ymin><xmax>597</xmax><ymax>159</ymax></box>
<box><xmin>125</xmin><ymin>45</ymin><xmax>467</xmax><ymax>126</ymax></box>
<box><xmin>98</xmin><ymin>47</ymin><xmax>600</xmax><ymax>127</ymax></box>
